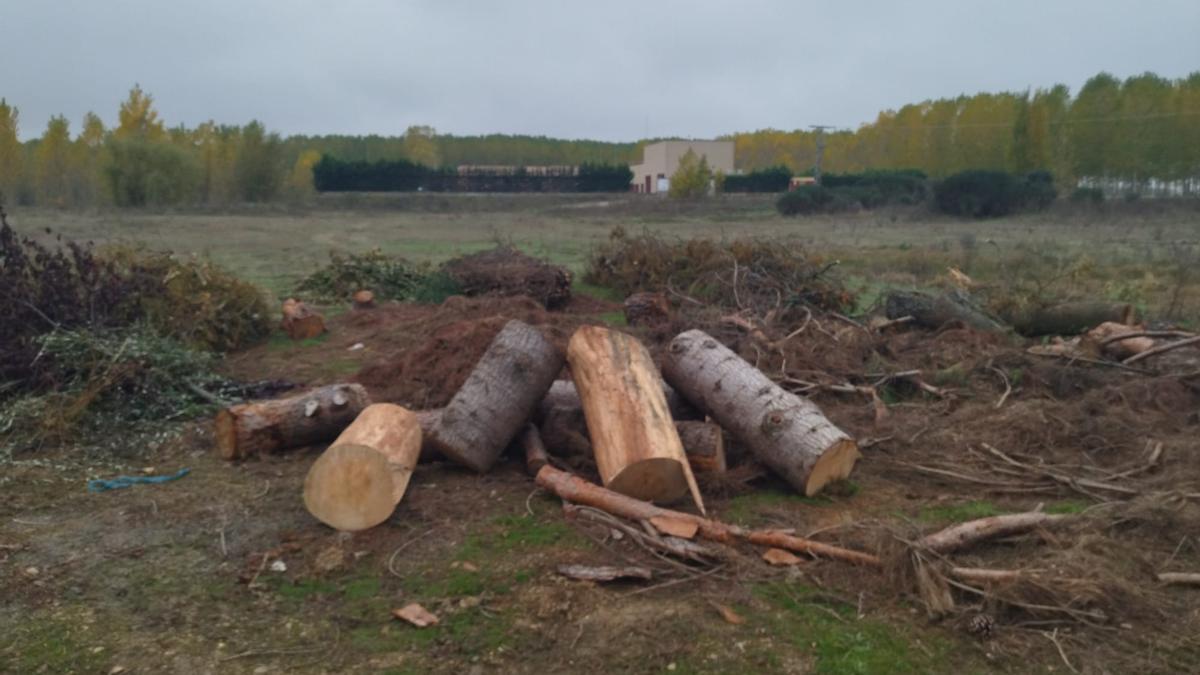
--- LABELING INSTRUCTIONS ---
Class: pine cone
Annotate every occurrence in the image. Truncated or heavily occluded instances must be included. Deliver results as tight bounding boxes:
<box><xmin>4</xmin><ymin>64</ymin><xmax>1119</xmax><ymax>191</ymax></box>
<box><xmin>966</xmin><ymin>612</ymin><xmax>996</xmax><ymax>639</ymax></box>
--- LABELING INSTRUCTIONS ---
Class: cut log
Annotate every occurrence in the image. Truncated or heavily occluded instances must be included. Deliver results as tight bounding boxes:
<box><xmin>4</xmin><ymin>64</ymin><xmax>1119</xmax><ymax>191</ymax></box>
<box><xmin>427</xmin><ymin>320</ymin><xmax>563</xmax><ymax>473</ymax></box>
<box><xmin>676</xmin><ymin>421</ymin><xmax>726</xmax><ymax>474</ymax></box>
<box><xmin>567</xmin><ymin>325</ymin><xmax>704</xmax><ymax>512</ymax></box>
<box><xmin>1006</xmin><ymin>301</ymin><xmax>1136</xmax><ymax>337</ymax></box>
<box><xmin>623</xmin><ymin>291</ymin><xmax>671</xmax><ymax>326</ymax></box>
<box><xmin>281</xmin><ymin>298</ymin><xmax>326</xmax><ymax>340</ymax></box>
<box><xmin>536</xmin><ymin>465</ymin><xmax>880</xmax><ymax>566</ymax></box>
<box><xmin>662</xmin><ymin>329</ymin><xmax>859</xmax><ymax>496</ymax></box>
<box><xmin>1086</xmin><ymin>321</ymin><xmax>1155</xmax><ymax>359</ymax></box>
<box><xmin>884</xmin><ymin>290</ymin><xmax>1007</xmax><ymax>333</ymax></box>
<box><xmin>303</xmin><ymin>403</ymin><xmax>422</xmax><ymax>532</ymax></box>
<box><xmin>352</xmin><ymin>289</ymin><xmax>376</xmax><ymax>309</ymax></box>
<box><xmin>520</xmin><ymin>424</ymin><xmax>550</xmax><ymax>476</ymax></box>
<box><xmin>539</xmin><ymin>379</ymin><xmax>702</xmax><ymax>422</ymax></box>
<box><xmin>215</xmin><ymin>383</ymin><xmax>370</xmax><ymax>460</ymax></box>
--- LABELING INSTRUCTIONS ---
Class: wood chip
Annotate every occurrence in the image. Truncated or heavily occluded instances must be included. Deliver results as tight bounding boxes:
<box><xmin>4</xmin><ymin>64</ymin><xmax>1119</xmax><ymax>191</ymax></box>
<box><xmin>649</xmin><ymin>515</ymin><xmax>699</xmax><ymax>540</ymax></box>
<box><xmin>714</xmin><ymin>603</ymin><xmax>745</xmax><ymax>625</ymax></box>
<box><xmin>393</xmin><ymin>603</ymin><xmax>439</xmax><ymax>627</ymax></box>
<box><xmin>557</xmin><ymin>564</ymin><xmax>653</xmax><ymax>582</ymax></box>
<box><xmin>762</xmin><ymin>548</ymin><xmax>804</xmax><ymax>566</ymax></box>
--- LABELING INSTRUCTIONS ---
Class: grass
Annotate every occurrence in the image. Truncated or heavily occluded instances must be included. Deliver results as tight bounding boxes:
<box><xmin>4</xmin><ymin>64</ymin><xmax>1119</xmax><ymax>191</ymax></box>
<box><xmin>753</xmin><ymin>582</ymin><xmax>963</xmax><ymax>674</ymax></box>
<box><xmin>918</xmin><ymin>500</ymin><xmax>1002</xmax><ymax>524</ymax></box>
<box><xmin>4</xmin><ymin>612</ymin><xmax>111</xmax><ymax>674</ymax></box>
<box><xmin>722</xmin><ymin>488</ymin><xmax>835</xmax><ymax>526</ymax></box>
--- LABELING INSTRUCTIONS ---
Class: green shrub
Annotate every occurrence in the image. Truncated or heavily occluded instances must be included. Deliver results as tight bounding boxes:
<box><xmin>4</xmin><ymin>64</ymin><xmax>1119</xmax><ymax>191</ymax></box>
<box><xmin>295</xmin><ymin>250</ymin><xmax>433</xmax><ymax>301</ymax></box>
<box><xmin>934</xmin><ymin>169</ymin><xmax>1058</xmax><ymax>218</ymax></box>
<box><xmin>823</xmin><ymin>169</ymin><xmax>927</xmax><ymax>204</ymax></box>
<box><xmin>776</xmin><ymin>185</ymin><xmax>835</xmax><ymax>215</ymax></box>
<box><xmin>723</xmin><ymin>165</ymin><xmax>792</xmax><ymax>193</ymax></box>
<box><xmin>1021</xmin><ymin>170</ymin><xmax>1058</xmax><ymax>210</ymax></box>
<box><xmin>1071</xmin><ymin>187</ymin><xmax>1105</xmax><ymax>204</ymax></box>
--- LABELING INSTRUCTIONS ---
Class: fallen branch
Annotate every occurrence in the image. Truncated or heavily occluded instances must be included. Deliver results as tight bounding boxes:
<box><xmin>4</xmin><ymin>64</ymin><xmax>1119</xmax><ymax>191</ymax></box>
<box><xmin>536</xmin><ymin>465</ymin><xmax>881</xmax><ymax>567</ymax></box>
<box><xmin>1123</xmin><ymin>335</ymin><xmax>1200</xmax><ymax>365</ymax></box>
<box><xmin>919</xmin><ymin>512</ymin><xmax>1071</xmax><ymax>555</ymax></box>
<box><xmin>1157</xmin><ymin>572</ymin><xmax>1200</xmax><ymax>587</ymax></box>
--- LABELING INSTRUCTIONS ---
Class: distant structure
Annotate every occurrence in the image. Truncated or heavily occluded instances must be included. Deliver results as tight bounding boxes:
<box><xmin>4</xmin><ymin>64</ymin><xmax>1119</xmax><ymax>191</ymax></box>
<box><xmin>629</xmin><ymin>140</ymin><xmax>735</xmax><ymax>194</ymax></box>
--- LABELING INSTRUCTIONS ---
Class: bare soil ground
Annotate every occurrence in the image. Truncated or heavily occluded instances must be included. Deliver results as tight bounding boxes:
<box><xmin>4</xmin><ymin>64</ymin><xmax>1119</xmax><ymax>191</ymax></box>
<box><xmin>4</xmin><ymin>286</ymin><xmax>1198</xmax><ymax>674</ymax></box>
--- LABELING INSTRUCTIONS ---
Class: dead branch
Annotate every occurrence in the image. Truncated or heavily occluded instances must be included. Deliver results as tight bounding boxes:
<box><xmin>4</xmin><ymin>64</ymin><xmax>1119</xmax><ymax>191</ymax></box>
<box><xmin>1156</xmin><ymin>572</ymin><xmax>1200</xmax><ymax>587</ymax></box>
<box><xmin>919</xmin><ymin>511</ymin><xmax>1071</xmax><ymax>554</ymax></box>
<box><xmin>1123</xmin><ymin>334</ymin><xmax>1200</xmax><ymax>365</ymax></box>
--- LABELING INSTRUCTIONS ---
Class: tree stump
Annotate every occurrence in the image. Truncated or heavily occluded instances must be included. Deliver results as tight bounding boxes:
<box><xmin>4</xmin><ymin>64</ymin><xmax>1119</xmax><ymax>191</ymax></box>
<box><xmin>426</xmin><ymin>320</ymin><xmax>563</xmax><ymax>472</ymax></box>
<box><xmin>567</xmin><ymin>325</ymin><xmax>704</xmax><ymax>511</ymax></box>
<box><xmin>282</xmin><ymin>298</ymin><xmax>326</xmax><ymax>340</ymax></box>
<box><xmin>352</xmin><ymin>289</ymin><xmax>376</xmax><ymax>309</ymax></box>
<box><xmin>662</xmin><ymin>330</ymin><xmax>859</xmax><ymax>496</ymax></box>
<box><xmin>215</xmin><ymin>383</ymin><xmax>370</xmax><ymax>460</ymax></box>
<box><xmin>623</xmin><ymin>291</ymin><xmax>671</xmax><ymax>326</ymax></box>
<box><xmin>303</xmin><ymin>403</ymin><xmax>422</xmax><ymax>531</ymax></box>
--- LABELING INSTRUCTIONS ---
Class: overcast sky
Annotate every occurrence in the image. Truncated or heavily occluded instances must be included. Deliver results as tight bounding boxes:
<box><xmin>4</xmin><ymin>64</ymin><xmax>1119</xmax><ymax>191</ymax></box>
<box><xmin>3</xmin><ymin>1</ymin><xmax>1198</xmax><ymax>141</ymax></box>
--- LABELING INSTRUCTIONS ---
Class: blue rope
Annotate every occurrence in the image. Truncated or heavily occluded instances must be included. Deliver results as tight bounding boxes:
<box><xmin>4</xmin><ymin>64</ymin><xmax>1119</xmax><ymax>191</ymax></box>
<box><xmin>88</xmin><ymin>468</ymin><xmax>191</xmax><ymax>493</ymax></box>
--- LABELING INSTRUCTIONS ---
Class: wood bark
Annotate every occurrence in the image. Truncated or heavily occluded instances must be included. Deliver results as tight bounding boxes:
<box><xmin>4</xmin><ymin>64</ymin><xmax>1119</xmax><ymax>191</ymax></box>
<box><xmin>884</xmin><ymin>290</ymin><xmax>1007</xmax><ymax>333</ymax></box>
<box><xmin>215</xmin><ymin>383</ymin><xmax>370</xmax><ymax>460</ymax></box>
<box><xmin>567</xmin><ymin>325</ymin><xmax>704</xmax><ymax>512</ymax></box>
<box><xmin>303</xmin><ymin>403</ymin><xmax>422</xmax><ymax>532</ymax></box>
<box><xmin>623</xmin><ymin>291</ymin><xmax>671</xmax><ymax>326</ymax></box>
<box><xmin>662</xmin><ymin>329</ymin><xmax>859</xmax><ymax>496</ymax></box>
<box><xmin>427</xmin><ymin>320</ymin><xmax>563</xmax><ymax>472</ymax></box>
<box><xmin>281</xmin><ymin>298</ymin><xmax>326</xmax><ymax>340</ymax></box>
<box><xmin>1007</xmin><ymin>301</ymin><xmax>1136</xmax><ymax>337</ymax></box>
<box><xmin>675</xmin><ymin>420</ymin><xmax>726</xmax><ymax>474</ymax></box>
<box><xmin>536</xmin><ymin>465</ymin><xmax>880</xmax><ymax>566</ymax></box>
<box><xmin>520</xmin><ymin>424</ymin><xmax>550</xmax><ymax>476</ymax></box>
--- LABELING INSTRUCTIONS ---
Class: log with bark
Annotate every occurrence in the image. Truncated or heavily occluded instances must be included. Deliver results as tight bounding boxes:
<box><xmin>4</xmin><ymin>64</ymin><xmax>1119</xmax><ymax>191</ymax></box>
<box><xmin>623</xmin><ymin>291</ymin><xmax>671</xmax><ymax>326</ymax></box>
<box><xmin>676</xmin><ymin>420</ymin><xmax>726</xmax><ymax>474</ymax></box>
<box><xmin>281</xmin><ymin>298</ymin><xmax>326</xmax><ymax>340</ymax></box>
<box><xmin>884</xmin><ymin>290</ymin><xmax>1007</xmax><ymax>333</ymax></box>
<box><xmin>1006</xmin><ymin>301</ymin><xmax>1136</xmax><ymax>337</ymax></box>
<box><xmin>426</xmin><ymin>320</ymin><xmax>563</xmax><ymax>472</ymax></box>
<box><xmin>567</xmin><ymin>325</ymin><xmax>704</xmax><ymax>512</ymax></box>
<box><xmin>662</xmin><ymin>329</ymin><xmax>859</xmax><ymax>496</ymax></box>
<box><xmin>215</xmin><ymin>383</ymin><xmax>371</xmax><ymax>460</ymax></box>
<box><xmin>303</xmin><ymin>403</ymin><xmax>422</xmax><ymax>531</ymax></box>
<box><xmin>539</xmin><ymin>379</ymin><xmax>702</xmax><ymax>422</ymax></box>
<box><xmin>520</xmin><ymin>424</ymin><xmax>550</xmax><ymax>476</ymax></box>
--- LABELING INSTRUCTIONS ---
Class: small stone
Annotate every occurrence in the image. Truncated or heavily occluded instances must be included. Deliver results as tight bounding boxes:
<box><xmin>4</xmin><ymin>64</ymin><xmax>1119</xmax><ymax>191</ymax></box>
<box><xmin>23</xmin><ymin>566</ymin><xmax>38</xmax><ymax>577</ymax></box>
<box><xmin>667</xmin><ymin>663</ymin><xmax>677</xmax><ymax>671</ymax></box>
<box><xmin>109</xmin><ymin>667</ymin><xmax>126</xmax><ymax>675</ymax></box>
<box><xmin>270</xmin><ymin>560</ymin><xmax>287</xmax><ymax>572</ymax></box>
<box><xmin>91</xmin><ymin>647</ymin><xmax>105</xmax><ymax>654</ymax></box>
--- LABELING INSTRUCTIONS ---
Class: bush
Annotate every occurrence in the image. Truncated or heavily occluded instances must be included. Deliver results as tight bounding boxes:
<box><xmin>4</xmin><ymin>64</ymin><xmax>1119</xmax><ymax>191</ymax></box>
<box><xmin>1071</xmin><ymin>187</ymin><xmax>1105</xmax><ymax>205</ymax></box>
<box><xmin>724</xmin><ymin>165</ymin><xmax>792</xmax><ymax>193</ymax></box>
<box><xmin>577</xmin><ymin>163</ymin><xmax>635</xmax><ymax>192</ymax></box>
<box><xmin>0</xmin><ymin>327</ymin><xmax>233</xmax><ymax>455</ymax></box>
<box><xmin>934</xmin><ymin>169</ymin><xmax>1059</xmax><ymax>218</ymax></box>
<box><xmin>585</xmin><ymin>228</ymin><xmax>853</xmax><ymax>314</ymax></box>
<box><xmin>823</xmin><ymin>169</ymin><xmax>927</xmax><ymax>204</ymax></box>
<box><xmin>294</xmin><ymin>250</ymin><xmax>436</xmax><ymax>301</ymax></box>
<box><xmin>776</xmin><ymin>185</ymin><xmax>835</xmax><ymax>215</ymax></box>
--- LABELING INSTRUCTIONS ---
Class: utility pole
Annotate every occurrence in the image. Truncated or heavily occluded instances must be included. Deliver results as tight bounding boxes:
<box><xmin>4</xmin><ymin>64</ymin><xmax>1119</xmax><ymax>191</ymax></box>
<box><xmin>809</xmin><ymin>125</ymin><xmax>835</xmax><ymax>185</ymax></box>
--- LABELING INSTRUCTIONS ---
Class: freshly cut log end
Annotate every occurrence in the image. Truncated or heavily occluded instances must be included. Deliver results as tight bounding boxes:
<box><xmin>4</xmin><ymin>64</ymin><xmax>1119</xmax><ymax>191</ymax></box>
<box><xmin>282</xmin><ymin>298</ymin><xmax>326</xmax><ymax>340</ymax></box>
<box><xmin>803</xmin><ymin>438</ymin><xmax>860</xmax><ymax>496</ymax></box>
<box><xmin>304</xmin><ymin>444</ymin><xmax>396</xmax><ymax>532</ymax></box>
<box><xmin>567</xmin><ymin>325</ymin><xmax>704</xmax><ymax>512</ymax></box>
<box><xmin>215</xmin><ymin>383</ymin><xmax>371</xmax><ymax>460</ymax></box>
<box><xmin>303</xmin><ymin>403</ymin><xmax>423</xmax><ymax>532</ymax></box>
<box><xmin>607</xmin><ymin>457</ymin><xmax>692</xmax><ymax>503</ymax></box>
<box><xmin>428</xmin><ymin>320</ymin><xmax>564</xmax><ymax>473</ymax></box>
<box><xmin>663</xmin><ymin>329</ymin><xmax>859</xmax><ymax>496</ymax></box>
<box><xmin>352</xmin><ymin>289</ymin><xmax>376</xmax><ymax>309</ymax></box>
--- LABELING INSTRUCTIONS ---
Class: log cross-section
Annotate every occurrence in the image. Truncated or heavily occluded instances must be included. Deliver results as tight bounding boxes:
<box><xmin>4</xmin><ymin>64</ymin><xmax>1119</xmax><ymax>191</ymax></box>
<box><xmin>427</xmin><ymin>320</ymin><xmax>563</xmax><ymax>473</ymax></box>
<box><xmin>567</xmin><ymin>325</ymin><xmax>704</xmax><ymax>512</ymax></box>
<box><xmin>662</xmin><ymin>329</ymin><xmax>859</xmax><ymax>496</ymax></box>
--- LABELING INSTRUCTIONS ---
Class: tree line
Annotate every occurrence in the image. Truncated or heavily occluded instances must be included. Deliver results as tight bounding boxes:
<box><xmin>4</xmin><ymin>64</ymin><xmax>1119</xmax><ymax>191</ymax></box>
<box><xmin>0</xmin><ymin>71</ymin><xmax>1196</xmax><ymax>207</ymax></box>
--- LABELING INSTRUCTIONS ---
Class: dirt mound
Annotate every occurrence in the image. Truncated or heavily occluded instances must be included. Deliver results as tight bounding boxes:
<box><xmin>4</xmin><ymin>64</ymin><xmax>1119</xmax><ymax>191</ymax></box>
<box><xmin>442</xmin><ymin>246</ymin><xmax>573</xmax><ymax>309</ymax></box>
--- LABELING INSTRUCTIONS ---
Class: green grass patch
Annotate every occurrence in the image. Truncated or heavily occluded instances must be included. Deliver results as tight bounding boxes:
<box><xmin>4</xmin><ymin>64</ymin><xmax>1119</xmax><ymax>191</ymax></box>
<box><xmin>6</xmin><ymin>613</ymin><xmax>110</xmax><ymax>674</ymax></box>
<box><xmin>722</xmin><ymin>489</ymin><xmax>833</xmax><ymax>526</ymax></box>
<box><xmin>268</xmin><ymin>331</ymin><xmax>330</xmax><ymax>350</ymax></box>
<box><xmin>573</xmin><ymin>280</ymin><xmax>623</xmax><ymax>303</ymax></box>
<box><xmin>754</xmin><ymin>582</ymin><xmax>958</xmax><ymax>674</ymax></box>
<box><xmin>919</xmin><ymin>500</ymin><xmax>1001</xmax><ymax>524</ymax></box>
<box><xmin>592</xmin><ymin>311</ymin><xmax>628</xmax><ymax>326</ymax></box>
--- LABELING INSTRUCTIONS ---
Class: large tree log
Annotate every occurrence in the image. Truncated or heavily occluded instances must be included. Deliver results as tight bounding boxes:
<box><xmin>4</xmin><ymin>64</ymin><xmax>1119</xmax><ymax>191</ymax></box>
<box><xmin>884</xmin><ymin>290</ymin><xmax>1007</xmax><ymax>333</ymax></box>
<box><xmin>536</xmin><ymin>465</ymin><xmax>880</xmax><ymax>566</ymax></box>
<box><xmin>215</xmin><ymin>384</ymin><xmax>371</xmax><ymax>460</ymax></box>
<box><xmin>427</xmin><ymin>320</ymin><xmax>563</xmax><ymax>472</ymax></box>
<box><xmin>1006</xmin><ymin>301</ymin><xmax>1136</xmax><ymax>337</ymax></box>
<box><xmin>281</xmin><ymin>298</ymin><xmax>326</xmax><ymax>340</ymax></box>
<box><xmin>567</xmin><ymin>326</ymin><xmax>704</xmax><ymax>511</ymax></box>
<box><xmin>662</xmin><ymin>330</ymin><xmax>859</xmax><ymax>496</ymax></box>
<box><xmin>303</xmin><ymin>403</ymin><xmax>422</xmax><ymax>531</ymax></box>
